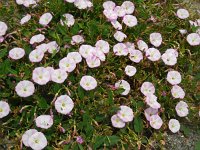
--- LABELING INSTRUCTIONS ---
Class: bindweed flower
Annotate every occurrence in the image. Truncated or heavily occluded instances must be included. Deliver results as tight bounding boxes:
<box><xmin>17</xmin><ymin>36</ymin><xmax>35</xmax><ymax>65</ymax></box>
<box><xmin>80</xmin><ymin>75</ymin><xmax>97</xmax><ymax>91</ymax></box>
<box><xmin>117</xmin><ymin>105</ymin><xmax>134</xmax><ymax>122</ymax></box>
<box><xmin>165</xmin><ymin>48</ymin><xmax>178</xmax><ymax>57</ymax></box>
<box><xmin>16</xmin><ymin>0</ymin><xmax>37</xmax><ymax>7</ymax></box>
<box><xmin>20</xmin><ymin>14</ymin><xmax>31</xmax><ymax>25</ymax></box>
<box><xmin>55</xmin><ymin>95</ymin><xmax>74</xmax><ymax>115</ymax></box>
<box><xmin>103</xmin><ymin>9</ymin><xmax>118</xmax><ymax>21</ymax></box>
<box><xmin>65</xmin><ymin>0</ymin><xmax>75</xmax><ymax>3</ymax></box>
<box><xmin>114</xmin><ymin>31</ymin><xmax>127</xmax><ymax>42</ymax></box>
<box><xmin>113</xmin><ymin>43</ymin><xmax>128</xmax><ymax>56</ymax></box>
<box><xmin>79</xmin><ymin>45</ymin><xmax>94</xmax><ymax>58</ymax></box>
<box><xmin>59</xmin><ymin>57</ymin><xmax>76</xmax><ymax>72</ymax></box>
<box><xmin>111</xmin><ymin>114</ymin><xmax>125</xmax><ymax>128</ymax></box>
<box><xmin>171</xmin><ymin>85</ymin><xmax>185</xmax><ymax>99</ymax></box>
<box><xmin>30</xmin><ymin>34</ymin><xmax>45</xmax><ymax>45</ymax></box>
<box><xmin>168</xmin><ymin>119</ymin><xmax>180</xmax><ymax>133</ymax></box>
<box><xmin>74</xmin><ymin>0</ymin><xmax>93</xmax><ymax>10</ymax></box>
<box><xmin>36</xmin><ymin>43</ymin><xmax>48</xmax><ymax>53</ymax></box>
<box><xmin>150</xmin><ymin>33</ymin><xmax>162</xmax><ymax>47</ymax></box>
<box><xmin>95</xmin><ymin>40</ymin><xmax>110</xmax><ymax>54</ymax></box>
<box><xmin>60</xmin><ymin>13</ymin><xmax>75</xmax><ymax>27</ymax></box>
<box><xmin>145</xmin><ymin>94</ymin><xmax>161</xmax><ymax>109</ymax></box>
<box><xmin>161</xmin><ymin>49</ymin><xmax>178</xmax><ymax>66</ymax></box>
<box><xmin>9</xmin><ymin>48</ymin><xmax>25</xmax><ymax>60</ymax></box>
<box><xmin>115</xmin><ymin>80</ymin><xmax>130</xmax><ymax>95</ymax></box>
<box><xmin>67</xmin><ymin>52</ymin><xmax>82</xmax><ymax>64</ymax></box>
<box><xmin>15</xmin><ymin>80</ymin><xmax>35</xmax><ymax>97</ymax></box>
<box><xmin>35</xmin><ymin>115</ymin><xmax>53</xmax><ymax>129</ymax></box>
<box><xmin>28</xmin><ymin>132</ymin><xmax>47</xmax><ymax>150</ymax></box>
<box><xmin>167</xmin><ymin>70</ymin><xmax>182</xmax><ymax>85</ymax></box>
<box><xmin>146</xmin><ymin>48</ymin><xmax>161</xmax><ymax>61</ymax></box>
<box><xmin>186</xmin><ymin>33</ymin><xmax>200</xmax><ymax>46</ymax></box>
<box><xmin>122</xmin><ymin>15</ymin><xmax>137</xmax><ymax>27</ymax></box>
<box><xmin>125</xmin><ymin>65</ymin><xmax>137</xmax><ymax>77</ymax></box>
<box><xmin>125</xmin><ymin>42</ymin><xmax>135</xmax><ymax>53</ymax></box>
<box><xmin>175</xmin><ymin>101</ymin><xmax>189</xmax><ymax>117</ymax></box>
<box><xmin>121</xmin><ymin>1</ymin><xmax>135</xmax><ymax>15</ymax></box>
<box><xmin>114</xmin><ymin>6</ymin><xmax>126</xmax><ymax>18</ymax></box>
<box><xmin>51</xmin><ymin>69</ymin><xmax>68</xmax><ymax>84</ymax></box>
<box><xmin>179</xmin><ymin>29</ymin><xmax>187</xmax><ymax>35</ymax></box>
<box><xmin>149</xmin><ymin>114</ymin><xmax>163</xmax><ymax>129</ymax></box>
<box><xmin>47</xmin><ymin>41</ymin><xmax>60</xmax><ymax>54</ymax></box>
<box><xmin>0</xmin><ymin>21</ymin><xmax>8</xmax><ymax>36</ymax></box>
<box><xmin>29</xmin><ymin>49</ymin><xmax>44</xmax><ymax>63</ymax></box>
<box><xmin>103</xmin><ymin>1</ymin><xmax>116</xmax><ymax>10</ymax></box>
<box><xmin>111</xmin><ymin>20</ymin><xmax>122</xmax><ymax>30</ymax></box>
<box><xmin>32</xmin><ymin>67</ymin><xmax>51</xmax><ymax>85</ymax></box>
<box><xmin>71</xmin><ymin>35</ymin><xmax>84</xmax><ymax>45</ymax></box>
<box><xmin>0</xmin><ymin>36</ymin><xmax>4</xmax><ymax>43</ymax></box>
<box><xmin>177</xmin><ymin>9</ymin><xmax>189</xmax><ymax>19</ymax></box>
<box><xmin>129</xmin><ymin>49</ymin><xmax>143</xmax><ymax>63</ymax></box>
<box><xmin>86</xmin><ymin>56</ymin><xmax>101</xmax><ymax>68</ymax></box>
<box><xmin>0</xmin><ymin>101</ymin><xmax>10</xmax><ymax>118</ymax></box>
<box><xmin>39</xmin><ymin>12</ymin><xmax>52</xmax><ymax>26</ymax></box>
<box><xmin>22</xmin><ymin>129</ymin><xmax>38</xmax><ymax>147</ymax></box>
<box><xmin>137</xmin><ymin>40</ymin><xmax>148</xmax><ymax>51</ymax></box>
<box><xmin>140</xmin><ymin>82</ymin><xmax>155</xmax><ymax>96</ymax></box>
<box><xmin>144</xmin><ymin>107</ymin><xmax>158</xmax><ymax>121</ymax></box>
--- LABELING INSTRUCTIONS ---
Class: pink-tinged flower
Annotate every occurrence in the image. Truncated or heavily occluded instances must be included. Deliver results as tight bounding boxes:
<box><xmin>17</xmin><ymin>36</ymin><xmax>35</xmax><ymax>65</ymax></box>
<box><xmin>20</xmin><ymin>14</ymin><xmax>31</xmax><ymax>25</ymax></box>
<box><xmin>114</xmin><ymin>6</ymin><xmax>126</xmax><ymax>17</ymax></box>
<box><xmin>74</xmin><ymin>0</ymin><xmax>93</xmax><ymax>9</ymax></box>
<box><xmin>168</xmin><ymin>119</ymin><xmax>180</xmax><ymax>133</ymax></box>
<box><xmin>177</xmin><ymin>9</ymin><xmax>189</xmax><ymax>19</ymax></box>
<box><xmin>0</xmin><ymin>36</ymin><xmax>4</xmax><ymax>43</ymax></box>
<box><xmin>15</xmin><ymin>80</ymin><xmax>35</xmax><ymax>97</ymax></box>
<box><xmin>117</xmin><ymin>105</ymin><xmax>134</xmax><ymax>122</ymax></box>
<box><xmin>65</xmin><ymin>0</ymin><xmax>75</xmax><ymax>3</ymax></box>
<box><xmin>165</xmin><ymin>49</ymin><xmax>178</xmax><ymax>57</ymax></box>
<box><xmin>167</xmin><ymin>70</ymin><xmax>182</xmax><ymax>85</ymax></box>
<box><xmin>129</xmin><ymin>49</ymin><xmax>143</xmax><ymax>63</ymax></box>
<box><xmin>95</xmin><ymin>40</ymin><xmax>110</xmax><ymax>54</ymax></box>
<box><xmin>0</xmin><ymin>21</ymin><xmax>8</xmax><ymax>36</ymax></box>
<box><xmin>22</xmin><ymin>129</ymin><xmax>38</xmax><ymax>147</ymax></box>
<box><xmin>71</xmin><ymin>35</ymin><xmax>84</xmax><ymax>45</ymax></box>
<box><xmin>29</xmin><ymin>49</ymin><xmax>44</xmax><ymax>63</ymax></box>
<box><xmin>46</xmin><ymin>67</ymin><xmax>54</xmax><ymax>81</ymax></box>
<box><xmin>32</xmin><ymin>67</ymin><xmax>50</xmax><ymax>85</ymax></box>
<box><xmin>51</xmin><ymin>69</ymin><xmax>68</xmax><ymax>84</ymax></box>
<box><xmin>103</xmin><ymin>9</ymin><xmax>118</xmax><ymax>21</ymax></box>
<box><xmin>55</xmin><ymin>95</ymin><xmax>74</xmax><ymax>115</ymax></box>
<box><xmin>186</xmin><ymin>33</ymin><xmax>200</xmax><ymax>46</ymax></box>
<box><xmin>137</xmin><ymin>40</ymin><xmax>148</xmax><ymax>51</ymax></box>
<box><xmin>144</xmin><ymin>107</ymin><xmax>158</xmax><ymax>121</ymax></box>
<box><xmin>111</xmin><ymin>20</ymin><xmax>122</xmax><ymax>30</ymax></box>
<box><xmin>80</xmin><ymin>75</ymin><xmax>97</xmax><ymax>91</ymax></box>
<box><xmin>47</xmin><ymin>41</ymin><xmax>60</xmax><ymax>54</ymax></box>
<box><xmin>179</xmin><ymin>29</ymin><xmax>187</xmax><ymax>35</ymax></box>
<box><xmin>67</xmin><ymin>52</ymin><xmax>82</xmax><ymax>64</ymax></box>
<box><xmin>114</xmin><ymin>31</ymin><xmax>127</xmax><ymax>42</ymax></box>
<box><xmin>79</xmin><ymin>45</ymin><xmax>94</xmax><ymax>58</ymax></box>
<box><xmin>59</xmin><ymin>57</ymin><xmax>76</xmax><ymax>72</ymax></box>
<box><xmin>161</xmin><ymin>50</ymin><xmax>177</xmax><ymax>66</ymax></box>
<box><xmin>36</xmin><ymin>43</ymin><xmax>48</xmax><ymax>53</ymax></box>
<box><xmin>113</xmin><ymin>43</ymin><xmax>128</xmax><ymax>56</ymax></box>
<box><xmin>30</xmin><ymin>34</ymin><xmax>45</xmax><ymax>45</ymax></box>
<box><xmin>175</xmin><ymin>101</ymin><xmax>189</xmax><ymax>117</ymax></box>
<box><xmin>93</xmin><ymin>49</ymin><xmax>106</xmax><ymax>61</ymax></box>
<box><xmin>16</xmin><ymin>0</ymin><xmax>25</xmax><ymax>5</ymax></box>
<box><xmin>111</xmin><ymin>114</ymin><xmax>125</xmax><ymax>128</ymax></box>
<box><xmin>150</xmin><ymin>33</ymin><xmax>162</xmax><ymax>47</ymax></box>
<box><xmin>121</xmin><ymin>1</ymin><xmax>135</xmax><ymax>15</ymax></box>
<box><xmin>103</xmin><ymin>1</ymin><xmax>116</xmax><ymax>10</ymax></box>
<box><xmin>115</xmin><ymin>80</ymin><xmax>130</xmax><ymax>95</ymax></box>
<box><xmin>171</xmin><ymin>85</ymin><xmax>185</xmax><ymax>99</ymax></box>
<box><xmin>140</xmin><ymin>82</ymin><xmax>155</xmax><ymax>96</ymax></box>
<box><xmin>0</xmin><ymin>101</ymin><xmax>10</xmax><ymax>118</ymax></box>
<box><xmin>125</xmin><ymin>65</ymin><xmax>137</xmax><ymax>77</ymax></box>
<box><xmin>125</xmin><ymin>42</ymin><xmax>135</xmax><ymax>53</ymax></box>
<box><xmin>145</xmin><ymin>94</ymin><xmax>161</xmax><ymax>109</ymax></box>
<box><xmin>76</xmin><ymin>136</ymin><xmax>84</xmax><ymax>144</ymax></box>
<box><xmin>39</xmin><ymin>12</ymin><xmax>52</xmax><ymax>26</ymax></box>
<box><xmin>9</xmin><ymin>48</ymin><xmax>25</xmax><ymax>60</ymax></box>
<box><xmin>123</xmin><ymin>15</ymin><xmax>137</xmax><ymax>27</ymax></box>
<box><xmin>35</xmin><ymin>115</ymin><xmax>53</xmax><ymax>129</ymax></box>
<box><xmin>86</xmin><ymin>56</ymin><xmax>101</xmax><ymax>68</ymax></box>
<box><xmin>146</xmin><ymin>48</ymin><xmax>161</xmax><ymax>61</ymax></box>
<box><xmin>28</xmin><ymin>132</ymin><xmax>47</xmax><ymax>150</ymax></box>
<box><xmin>60</xmin><ymin>13</ymin><xmax>75</xmax><ymax>27</ymax></box>
<box><xmin>149</xmin><ymin>114</ymin><xmax>163</xmax><ymax>129</ymax></box>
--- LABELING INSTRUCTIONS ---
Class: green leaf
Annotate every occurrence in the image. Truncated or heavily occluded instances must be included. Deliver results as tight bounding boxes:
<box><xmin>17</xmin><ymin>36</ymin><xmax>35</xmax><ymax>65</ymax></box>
<box><xmin>105</xmin><ymin>136</ymin><xmax>120</xmax><ymax>146</ymax></box>
<box><xmin>195</xmin><ymin>141</ymin><xmax>200</xmax><ymax>150</ymax></box>
<box><xmin>78</xmin><ymin>86</ymin><xmax>84</xmax><ymax>100</ymax></box>
<box><xmin>107</xmin><ymin>90</ymin><xmax>114</xmax><ymax>105</ymax></box>
<box><xmin>94</xmin><ymin>136</ymin><xmax>105</xmax><ymax>149</ymax></box>
<box><xmin>134</xmin><ymin>116</ymin><xmax>143</xmax><ymax>133</ymax></box>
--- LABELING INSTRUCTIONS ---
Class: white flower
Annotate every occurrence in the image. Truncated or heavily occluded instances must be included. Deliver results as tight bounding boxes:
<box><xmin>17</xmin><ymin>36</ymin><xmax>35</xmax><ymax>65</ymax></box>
<box><xmin>125</xmin><ymin>42</ymin><xmax>135</xmax><ymax>53</ymax></box>
<box><xmin>9</xmin><ymin>48</ymin><xmax>25</xmax><ymax>60</ymax></box>
<box><xmin>177</xmin><ymin>9</ymin><xmax>189</xmax><ymax>19</ymax></box>
<box><xmin>22</xmin><ymin>129</ymin><xmax>38</xmax><ymax>147</ymax></box>
<box><xmin>74</xmin><ymin>0</ymin><xmax>93</xmax><ymax>9</ymax></box>
<box><xmin>167</xmin><ymin>70</ymin><xmax>182</xmax><ymax>85</ymax></box>
<box><xmin>32</xmin><ymin>67</ymin><xmax>50</xmax><ymax>85</ymax></box>
<box><xmin>30</xmin><ymin>34</ymin><xmax>45</xmax><ymax>45</ymax></box>
<box><xmin>20</xmin><ymin>14</ymin><xmax>31</xmax><ymax>25</ymax></box>
<box><xmin>125</xmin><ymin>65</ymin><xmax>137</xmax><ymax>76</ymax></box>
<box><xmin>80</xmin><ymin>75</ymin><xmax>97</xmax><ymax>91</ymax></box>
<box><xmin>60</xmin><ymin>13</ymin><xmax>75</xmax><ymax>27</ymax></box>
<box><xmin>111</xmin><ymin>20</ymin><xmax>122</xmax><ymax>30</ymax></box>
<box><xmin>65</xmin><ymin>0</ymin><xmax>75</xmax><ymax>3</ymax></box>
<box><xmin>103</xmin><ymin>1</ymin><xmax>116</xmax><ymax>10</ymax></box>
<box><xmin>86</xmin><ymin>56</ymin><xmax>101</xmax><ymax>68</ymax></box>
<box><xmin>113</xmin><ymin>43</ymin><xmax>128</xmax><ymax>56</ymax></box>
<box><xmin>28</xmin><ymin>132</ymin><xmax>47</xmax><ymax>150</ymax></box>
<box><xmin>140</xmin><ymin>82</ymin><xmax>155</xmax><ymax>96</ymax></box>
<box><xmin>165</xmin><ymin>48</ymin><xmax>178</xmax><ymax>57</ymax></box>
<box><xmin>103</xmin><ymin>9</ymin><xmax>118</xmax><ymax>21</ymax></box>
<box><xmin>71</xmin><ymin>35</ymin><xmax>84</xmax><ymax>45</ymax></box>
<box><xmin>79</xmin><ymin>45</ymin><xmax>94</xmax><ymax>58</ymax></box>
<box><xmin>137</xmin><ymin>40</ymin><xmax>148</xmax><ymax>51</ymax></box>
<box><xmin>93</xmin><ymin>49</ymin><xmax>106</xmax><ymax>61</ymax></box>
<box><xmin>161</xmin><ymin>50</ymin><xmax>177</xmax><ymax>66</ymax></box>
<box><xmin>39</xmin><ymin>12</ymin><xmax>52</xmax><ymax>26</ymax></box>
<box><xmin>115</xmin><ymin>80</ymin><xmax>130</xmax><ymax>95</ymax></box>
<box><xmin>171</xmin><ymin>85</ymin><xmax>185</xmax><ymax>99</ymax></box>
<box><xmin>186</xmin><ymin>33</ymin><xmax>200</xmax><ymax>46</ymax></box>
<box><xmin>67</xmin><ymin>52</ymin><xmax>82</xmax><ymax>63</ymax></box>
<box><xmin>168</xmin><ymin>119</ymin><xmax>180</xmax><ymax>133</ymax></box>
<box><xmin>35</xmin><ymin>115</ymin><xmax>53</xmax><ymax>129</ymax></box>
<box><xmin>114</xmin><ymin>6</ymin><xmax>126</xmax><ymax>17</ymax></box>
<box><xmin>149</xmin><ymin>114</ymin><xmax>163</xmax><ymax>129</ymax></box>
<box><xmin>114</xmin><ymin>31</ymin><xmax>127</xmax><ymax>42</ymax></box>
<box><xmin>95</xmin><ymin>40</ymin><xmax>110</xmax><ymax>54</ymax></box>
<box><xmin>15</xmin><ymin>80</ymin><xmax>35</xmax><ymax>97</ymax></box>
<box><xmin>179</xmin><ymin>29</ymin><xmax>187</xmax><ymax>35</ymax></box>
<box><xmin>0</xmin><ymin>101</ymin><xmax>10</xmax><ymax>118</ymax></box>
<box><xmin>55</xmin><ymin>95</ymin><xmax>74</xmax><ymax>115</ymax></box>
<box><xmin>36</xmin><ymin>43</ymin><xmax>48</xmax><ymax>53</ymax></box>
<box><xmin>22</xmin><ymin>0</ymin><xmax>37</xmax><ymax>7</ymax></box>
<box><xmin>47</xmin><ymin>41</ymin><xmax>60</xmax><ymax>54</ymax></box>
<box><xmin>29</xmin><ymin>49</ymin><xmax>44</xmax><ymax>63</ymax></box>
<box><xmin>129</xmin><ymin>49</ymin><xmax>143</xmax><ymax>63</ymax></box>
<box><xmin>121</xmin><ymin>1</ymin><xmax>135</xmax><ymax>15</ymax></box>
<box><xmin>117</xmin><ymin>105</ymin><xmax>134</xmax><ymax>122</ymax></box>
<box><xmin>144</xmin><ymin>107</ymin><xmax>158</xmax><ymax>121</ymax></box>
<box><xmin>145</xmin><ymin>94</ymin><xmax>161</xmax><ymax>109</ymax></box>
<box><xmin>175</xmin><ymin>101</ymin><xmax>189</xmax><ymax>117</ymax></box>
<box><xmin>150</xmin><ymin>32</ymin><xmax>162</xmax><ymax>47</ymax></box>
<box><xmin>51</xmin><ymin>69</ymin><xmax>68</xmax><ymax>84</ymax></box>
<box><xmin>146</xmin><ymin>48</ymin><xmax>161</xmax><ymax>61</ymax></box>
<box><xmin>111</xmin><ymin>114</ymin><xmax>125</xmax><ymax>128</ymax></box>
<box><xmin>123</xmin><ymin>15</ymin><xmax>137</xmax><ymax>27</ymax></box>
<box><xmin>59</xmin><ymin>57</ymin><xmax>76</xmax><ymax>72</ymax></box>
<box><xmin>0</xmin><ymin>21</ymin><xmax>8</xmax><ymax>36</ymax></box>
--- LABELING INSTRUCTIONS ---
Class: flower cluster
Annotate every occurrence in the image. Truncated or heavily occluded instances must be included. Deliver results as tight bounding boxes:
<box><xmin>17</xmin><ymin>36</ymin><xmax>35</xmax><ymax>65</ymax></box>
<box><xmin>16</xmin><ymin>0</ymin><xmax>39</xmax><ymax>7</ymax></box>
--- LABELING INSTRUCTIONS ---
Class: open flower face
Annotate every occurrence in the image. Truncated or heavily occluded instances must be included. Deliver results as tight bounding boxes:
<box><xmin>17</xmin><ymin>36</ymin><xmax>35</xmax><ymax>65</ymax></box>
<box><xmin>129</xmin><ymin>49</ymin><xmax>143</xmax><ymax>63</ymax></box>
<box><xmin>115</xmin><ymin>80</ymin><xmax>130</xmax><ymax>95</ymax></box>
<box><xmin>30</xmin><ymin>34</ymin><xmax>45</xmax><ymax>45</ymax></box>
<box><xmin>177</xmin><ymin>9</ymin><xmax>189</xmax><ymax>19</ymax></box>
<box><xmin>167</xmin><ymin>70</ymin><xmax>182</xmax><ymax>85</ymax></box>
<box><xmin>9</xmin><ymin>48</ymin><xmax>25</xmax><ymax>60</ymax></box>
<box><xmin>150</xmin><ymin>33</ymin><xmax>162</xmax><ymax>47</ymax></box>
<box><xmin>55</xmin><ymin>95</ymin><xmax>74</xmax><ymax>115</ymax></box>
<box><xmin>29</xmin><ymin>49</ymin><xmax>44</xmax><ymax>63</ymax></box>
<box><xmin>145</xmin><ymin>94</ymin><xmax>161</xmax><ymax>109</ymax></box>
<box><xmin>171</xmin><ymin>85</ymin><xmax>185</xmax><ymax>99</ymax></box>
<box><xmin>137</xmin><ymin>40</ymin><xmax>148</xmax><ymax>51</ymax></box>
<box><xmin>121</xmin><ymin>1</ymin><xmax>135</xmax><ymax>15</ymax></box>
<box><xmin>114</xmin><ymin>6</ymin><xmax>126</xmax><ymax>17</ymax></box>
<box><xmin>35</xmin><ymin>115</ymin><xmax>53</xmax><ymax>129</ymax></box>
<box><xmin>39</xmin><ymin>12</ymin><xmax>53</xmax><ymax>26</ymax></box>
<box><xmin>20</xmin><ymin>14</ymin><xmax>31</xmax><ymax>25</ymax></box>
<box><xmin>67</xmin><ymin>52</ymin><xmax>82</xmax><ymax>64</ymax></box>
<box><xmin>95</xmin><ymin>40</ymin><xmax>110</xmax><ymax>54</ymax></box>
<box><xmin>80</xmin><ymin>75</ymin><xmax>97</xmax><ymax>91</ymax></box>
<box><xmin>175</xmin><ymin>101</ymin><xmax>189</xmax><ymax>117</ymax></box>
<box><xmin>144</xmin><ymin>107</ymin><xmax>158</xmax><ymax>121</ymax></box>
<box><xmin>86</xmin><ymin>56</ymin><xmax>101</xmax><ymax>68</ymax></box>
<box><xmin>0</xmin><ymin>21</ymin><xmax>8</xmax><ymax>36</ymax></box>
<box><xmin>60</xmin><ymin>13</ymin><xmax>75</xmax><ymax>27</ymax></box>
<box><xmin>168</xmin><ymin>119</ymin><xmax>180</xmax><ymax>133</ymax></box>
<box><xmin>103</xmin><ymin>1</ymin><xmax>115</xmax><ymax>10</ymax></box>
<box><xmin>74</xmin><ymin>0</ymin><xmax>93</xmax><ymax>9</ymax></box>
<box><xmin>113</xmin><ymin>43</ymin><xmax>128</xmax><ymax>56</ymax></box>
<box><xmin>28</xmin><ymin>132</ymin><xmax>47</xmax><ymax>150</ymax></box>
<box><xmin>140</xmin><ymin>82</ymin><xmax>155</xmax><ymax>96</ymax></box>
<box><xmin>22</xmin><ymin>129</ymin><xmax>38</xmax><ymax>147</ymax></box>
<box><xmin>111</xmin><ymin>114</ymin><xmax>125</xmax><ymax>128</ymax></box>
<box><xmin>162</xmin><ymin>50</ymin><xmax>177</xmax><ymax>66</ymax></box>
<box><xmin>71</xmin><ymin>35</ymin><xmax>84</xmax><ymax>45</ymax></box>
<box><xmin>186</xmin><ymin>33</ymin><xmax>200</xmax><ymax>46</ymax></box>
<box><xmin>0</xmin><ymin>101</ymin><xmax>10</xmax><ymax>118</ymax></box>
<box><xmin>125</xmin><ymin>42</ymin><xmax>135</xmax><ymax>53</ymax></box>
<box><xmin>125</xmin><ymin>65</ymin><xmax>137</xmax><ymax>76</ymax></box>
<box><xmin>32</xmin><ymin>67</ymin><xmax>51</xmax><ymax>85</ymax></box>
<box><xmin>149</xmin><ymin>114</ymin><xmax>163</xmax><ymax>129</ymax></box>
<box><xmin>47</xmin><ymin>41</ymin><xmax>60</xmax><ymax>54</ymax></box>
<box><xmin>117</xmin><ymin>105</ymin><xmax>134</xmax><ymax>122</ymax></box>
<box><xmin>103</xmin><ymin>9</ymin><xmax>118</xmax><ymax>21</ymax></box>
<box><xmin>123</xmin><ymin>15</ymin><xmax>137</xmax><ymax>27</ymax></box>
<box><xmin>51</xmin><ymin>69</ymin><xmax>68</xmax><ymax>84</ymax></box>
<box><xmin>79</xmin><ymin>45</ymin><xmax>94</xmax><ymax>58</ymax></box>
<box><xmin>146</xmin><ymin>48</ymin><xmax>161</xmax><ymax>61</ymax></box>
<box><xmin>59</xmin><ymin>57</ymin><xmax>76</xmax><ymax>72</ymax></box>
<box><xmin>114</xmin><ymin>31</ymin><xmax>127</xmax><ymax>42</ymax></box>
<box><xmin>15</xmin><ymin>80</ymin><xmax>35</xmax><ymax>97</ymax></box>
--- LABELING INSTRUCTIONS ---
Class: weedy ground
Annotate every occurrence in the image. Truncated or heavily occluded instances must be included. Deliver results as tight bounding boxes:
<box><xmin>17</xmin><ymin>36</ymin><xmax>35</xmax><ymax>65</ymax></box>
<box><xmin>0</xmin><ymin>0</ymin><xmax>200</xmax><ymax>150</ymax></box>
